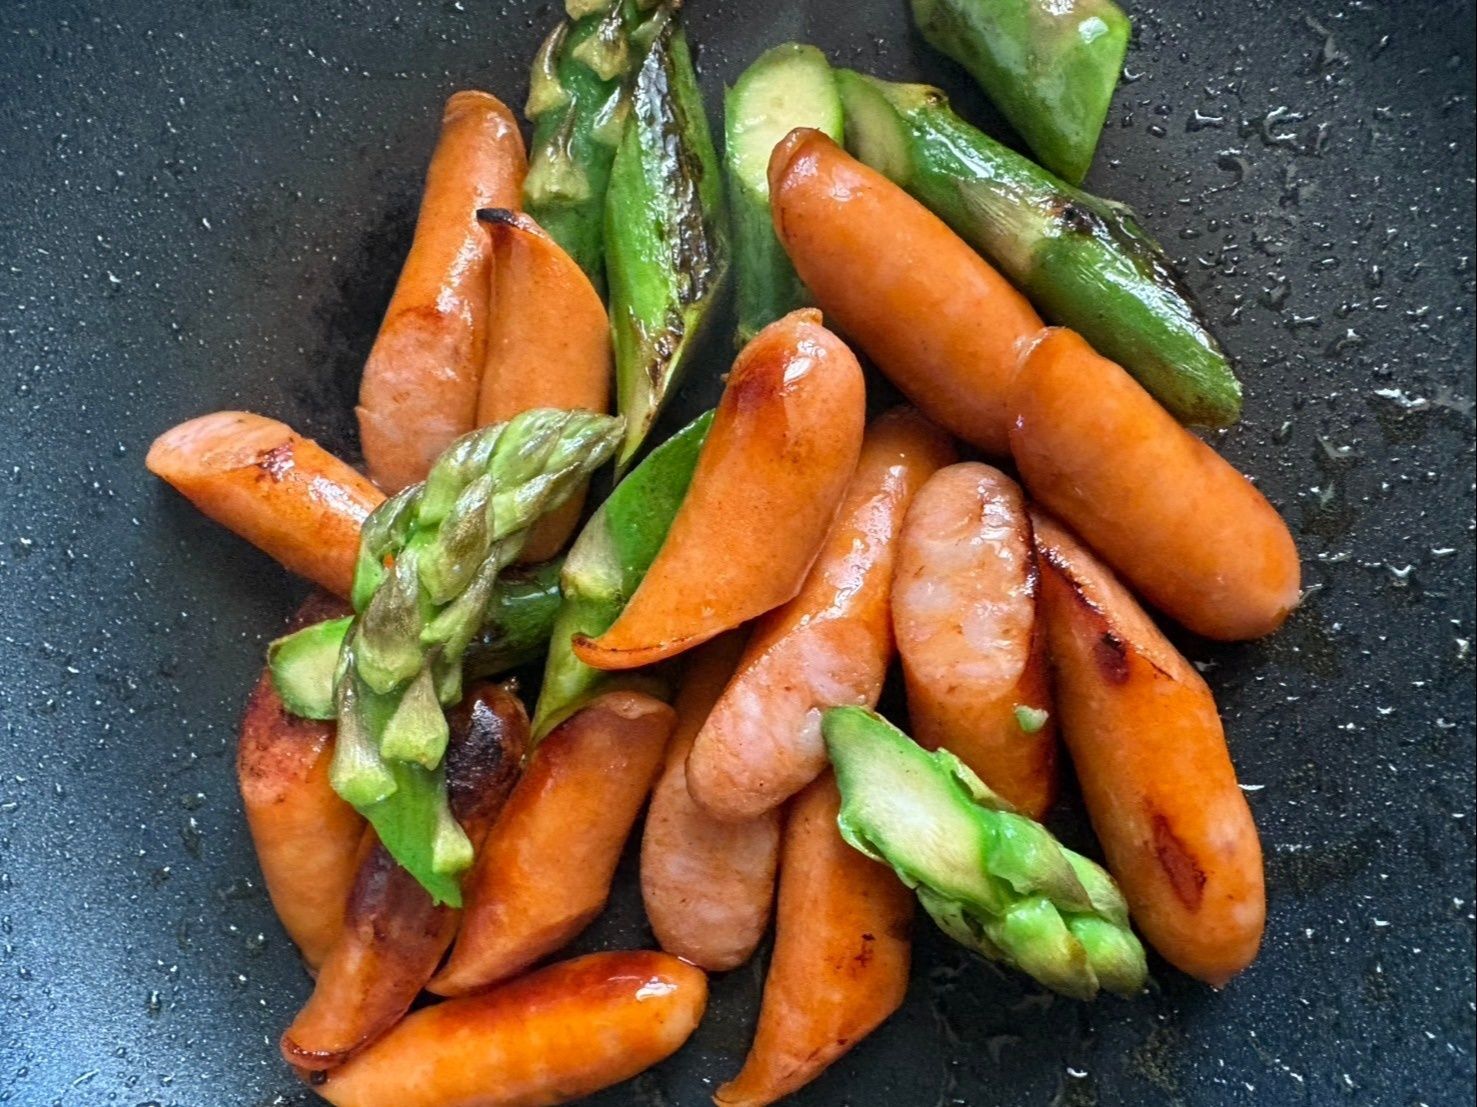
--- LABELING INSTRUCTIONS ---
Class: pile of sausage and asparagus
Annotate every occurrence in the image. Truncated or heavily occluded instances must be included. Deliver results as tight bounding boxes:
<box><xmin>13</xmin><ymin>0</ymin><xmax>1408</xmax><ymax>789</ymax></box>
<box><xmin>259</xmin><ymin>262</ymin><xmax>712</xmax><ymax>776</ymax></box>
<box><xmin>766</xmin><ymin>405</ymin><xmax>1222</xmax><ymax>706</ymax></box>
<box><xmin>146</xmin><ymin>1</ymin><xmax>1300</xmax><ymax>1103</ymax></box>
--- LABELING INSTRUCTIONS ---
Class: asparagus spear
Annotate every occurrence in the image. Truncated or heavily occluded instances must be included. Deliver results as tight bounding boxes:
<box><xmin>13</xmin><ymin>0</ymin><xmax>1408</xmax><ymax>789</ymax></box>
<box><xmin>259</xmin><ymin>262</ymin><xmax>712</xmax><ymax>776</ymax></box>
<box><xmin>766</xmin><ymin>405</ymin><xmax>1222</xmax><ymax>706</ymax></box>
<box><xmin>464</xmin><ymin>558</ymin><xmax>566</xmax><ymax>679</ymax></box>
<box><xmin>823</xmin><ymin>706</ymin><xmax>1147</xmax><ymax>999</ymax></box>
<box><xmin>268</xmin><ymin>616</ymin><xmax>354</xmax><ymax>721</ymax></box>
<box><xmin>333</xmin><ymin>408</ymin><xmax>623</xmax><ymax>905</ymax></box>
<box><xmin>532</xmin><ymin>408</ymin><xmax>713</xmax><ymax>740</ymax></box>
<box><xmin>724</xmin><ymin>43</ymin><xmax>844</xmax><ymax>344</ymax></box>
<box><xmin>838</xmin><ymin>71</ymin><xmax>1242</xmax><ymax>427</ymax></box>
<box><xmin>605</xmin><ymin>18</ymin><xmax>729</xmax><ymax>472</ymax></box>
<box><xmin>523</xmin><ymin>0</ymin><xmax>673</xmax><ymax>291</ymax></box>
<box><xmin>910</xmin><ymin>0</ymin><xmax>1129</xmax><ymax>185</ymax></box>
<box><xmin>269</xmin><ymin>559</ymin><xmax>565</xmax><ymax>721</ymax></box>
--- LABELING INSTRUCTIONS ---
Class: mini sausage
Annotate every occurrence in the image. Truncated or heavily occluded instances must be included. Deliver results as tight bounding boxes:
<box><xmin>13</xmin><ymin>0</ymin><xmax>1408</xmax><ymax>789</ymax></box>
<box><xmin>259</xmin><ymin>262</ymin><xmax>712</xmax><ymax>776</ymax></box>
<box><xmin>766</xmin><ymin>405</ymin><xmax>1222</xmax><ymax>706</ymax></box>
<box><xmin>281</xmin><ymin>685</ymin><xmax>529</xmax><ymax>1071</ymax></box>
<box><xmin>147</xmin><ymin>412</ymin><xmax>383</xmax><ymax>599</ymax></box>
<box><xmin>769</xmin><ymin>128</ymin><xmax>1044</xmax><ymax>456</ymax></box>
<box><xmin>237</xmin><ymin>592</ymin><xmax>364</xmax><ymax>970</ymax></box>
<box><xmin>357</xmin><ymin>91</ymin><xmax>527</xmax><ymax>492</ymax></box>
<box><xmin>476</xmin><ymin>209</ymin><xmax>611</xmax><ymax>562</ymax></box>
<box><xmin>686</xmin><ymin>408</ymin><xmax>954</xmax><ymax>820</ymax></box>
<box><xmin>572</xmin><ymin>309</ymin><xmax>866</xmax><ymax>671</ymax></box>
<box><xmin>1011</xmin><ymin>327</ymin><xmax>1301</xmax><ymax>641</ymax></box>
<box><xmin>891</xmin><ymin>462</ymin><xmax>1057</xmax><ymax>818</ymax></box>
<box><xmin>311</xmin><ymin>950</ymin><xmax>708</xmax><ymax>1107</ymax></box>
<box><xmin>1034</xmin><ymin>512</ymin><xmax>1265</xmax><ymax>985</ymax></box>
<box><xmin>714</xmin><ymin>773</ymin><xmax>912</xmax><ymax>1107</ymax></box>
<box><xmin>641</xmin><ymin>634</ymin><xmax>780</xmax><ymax>971</ymax></box>
<box><xmin>429</xmin><ymin>691</ymin><xmax>675</xmax><ymax>996</ymax></box>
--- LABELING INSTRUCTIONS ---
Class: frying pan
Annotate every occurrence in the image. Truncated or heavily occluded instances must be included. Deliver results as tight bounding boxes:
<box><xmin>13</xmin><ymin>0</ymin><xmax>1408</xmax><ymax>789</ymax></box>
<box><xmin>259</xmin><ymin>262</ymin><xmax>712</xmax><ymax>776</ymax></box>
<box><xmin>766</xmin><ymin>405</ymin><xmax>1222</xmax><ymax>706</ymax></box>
<box><xmin>0</xmin><ymin>0</ymin><xmax>1472</xmax><ymax>1104</ymax></box>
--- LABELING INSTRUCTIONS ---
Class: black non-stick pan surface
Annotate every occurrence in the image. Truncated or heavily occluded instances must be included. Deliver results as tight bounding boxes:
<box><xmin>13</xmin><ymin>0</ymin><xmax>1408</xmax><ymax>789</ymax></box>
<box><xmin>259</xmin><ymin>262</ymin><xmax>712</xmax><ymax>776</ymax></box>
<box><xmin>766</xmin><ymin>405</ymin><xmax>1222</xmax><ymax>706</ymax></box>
<box><xmin>2</xmin><ymin>1</ymin><xmax>1474</xmax><ymax>1104</ymax></box>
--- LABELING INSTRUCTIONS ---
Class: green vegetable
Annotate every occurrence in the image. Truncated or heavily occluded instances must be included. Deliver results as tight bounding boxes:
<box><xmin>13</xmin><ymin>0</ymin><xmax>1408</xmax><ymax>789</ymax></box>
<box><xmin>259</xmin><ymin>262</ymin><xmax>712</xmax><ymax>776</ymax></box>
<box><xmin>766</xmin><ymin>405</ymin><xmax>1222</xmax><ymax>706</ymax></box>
<box><xmin>838</xmin><ymin>71</ymin><xmax>1242</xmax><ymax>427</ymax></box>
<box><xmin>532</xmin><ymin>408</ymin><xmax>713</xmax><ymax>740</ymax></box>
<box><xmin>268</xmin><ymin>616</ymin><xmax>352</xmax><ymax>720</ymax></box>
<box><xmin>523</xmin><ymin>0</ymin><xmax>673</xmax><ymax>291</ymax></box>
<box><xmin>910</xmin><ymin>0</ymin><xmax>1129</xmax><ymax>185</ymax></box>
<box><xmin>605</xmin><ymin>18</ymin><xmax>729</xmax><ymax>472</ymax></box>
<box><xmin>464</xmin><ymin>558</ymin><xmax>565</xmax><ymax>679</ymax></box>
<box><xmin>268</xmin><ymin>561</ymin><xmax>564</xmax><ymax>721</ymax></box>
<box><xmin>332</xmin><ymin>409</ymin><xmax>623</xmax><ymax>904</ymax></box>
<box><xmin>724</xmin><ymin>43</ymin><xmax>844</xmax><ymax>344</ymax></box>
<box><xmin>1014</xmin><ymin>705</ymin><xmax>1049</xmax><ymax>734</ymax></box>
<box><xmin>360</xmin><ymin>757</ymin><xmax>468</xmax><ymax>908</ymax></box>
<box><xmin>823</xmin><ymin>706</ymin><xmax>1147</xmax><ymax>999</ymax></box>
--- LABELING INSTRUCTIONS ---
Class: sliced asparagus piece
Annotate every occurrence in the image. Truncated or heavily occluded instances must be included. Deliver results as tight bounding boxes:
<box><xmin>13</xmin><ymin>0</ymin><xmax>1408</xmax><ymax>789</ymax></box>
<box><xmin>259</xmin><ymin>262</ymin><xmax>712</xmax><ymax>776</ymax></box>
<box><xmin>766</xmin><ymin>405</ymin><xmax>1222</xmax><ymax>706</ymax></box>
<box><xmin>606</xmin><ymin>19</ymin><xmax>729</xmax><ymax>471</ymax></box>
<box><xmin>269</xmin><ymin>560</ymin><xmax>563</xmax><ymax>722</ymax></box>
<box><xmin>268</xmin><ymin>616</ymin><xmax>353</xmax><ymax>720</ymax></box>
<box><xmin>523</xmin><ymin>0</ymin><xmax>673</xmax><ymax>291</ymax></box>
<box><xmin>823</xmin><ymin>706</ymin><xmax>1147</xmax><ymax>999</ymax></box>
<box><xmin>838</xmin><ymin>71</ymin><xmax>1241</xmax><ymax>427</ymax></box>
<box><xmin>910</xmin><ymin>0</ymin><xmax>1128</xmax><ymax>185</ymax></box>
<box><xmin>333</xmin><ymin>408</ymin><xmax>624</xmax><ymax>904</ymax></box>
<box><xmin>724</xmin><ymin>43</ymin><xmax>844</xmax><ymax>344</ymax></box>
<box><xmin>532</xmin><ymin>408</ymin><xmax>713</xmax><ymax>740</ymax></box>
<box><xmin>463</xmin><ymin>558</ymin><xmax>565</xmax><ymax>679</ymax></box>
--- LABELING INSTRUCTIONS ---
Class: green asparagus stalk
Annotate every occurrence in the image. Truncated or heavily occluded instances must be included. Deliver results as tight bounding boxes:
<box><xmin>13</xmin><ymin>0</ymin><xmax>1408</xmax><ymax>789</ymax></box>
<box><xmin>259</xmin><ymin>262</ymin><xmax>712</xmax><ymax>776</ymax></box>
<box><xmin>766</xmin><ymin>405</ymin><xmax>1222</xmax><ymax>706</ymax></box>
<box><xmin>838</xmin><ymin>71</ymin><xmax>1242</xmax><ymax>427</ymax></box>
<box><xmin>605</xmin><ymin>18</ymin><xmax>729</xmax><ymax>472</ymax></box>
<box><xmin>268</xmin><ymin>558</ymin><xmax>565</xmax><ymax>721</ymax></box>
<box><xmin>724</xmin><ymin>44</ymin><xmax>844</xmax><ymax>344</ymax></box>
<box><xmin>910</xmin><ymin>0</ymin><xmax>1129</xmax><ymax>185</ymax></box>
<box><xmin>333</xmin><ymin>408</ymin><xmax>623</xmax><ymax>904</ymax></box>
<box><xmin>463</xmin><ymin>558</ymin><xmax>565</xmax><ymax>679</ymax></box>
<box><xmin>532</xmin><ymin>408</ymin><xmax>713</xmax><ymax>740</ymax></box>
<box><xmin>268</xmin><ymin>616</ymin><xmax>353</xmax><ymax>721</ymax></box>
<box><xmin>823</xmin><ymin>706</ymin><xmax>1147</xmax><ymax>999</ymax></box>
<box><xmin>523</xmin><ymin>0</ymin><xmax>674</xmax><ymax>291</ymax></box>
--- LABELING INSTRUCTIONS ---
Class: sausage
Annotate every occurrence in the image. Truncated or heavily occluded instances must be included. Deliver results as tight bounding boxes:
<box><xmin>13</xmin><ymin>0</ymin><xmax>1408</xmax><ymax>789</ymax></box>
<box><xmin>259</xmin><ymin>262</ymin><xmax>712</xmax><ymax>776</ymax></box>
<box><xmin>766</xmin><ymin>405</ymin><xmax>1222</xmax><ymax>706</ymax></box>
<box><xmin>429</xmin><ymin>691</ymin><xmax>676</xmax><ymax>997</ymax></box>
<box><xmin>476</xmin><ymin>209</ymin><xmax>611</xmax><ymax>562</ymax></box>
<box><xmin>357</xmin><ymin>91</ymin><xmax>527</xmax><ymax>492</ymax></box>
<box><xmin>147</xmin><ymin>412</ymin><xmax>383</xmax><ymax>599</ymax></box>
<box><xmin>237</xmin><ymin>592</ymin><xmax>363</xmax><ymax>969</ymax></box>
<box><xmin>714</xmin><ymin>773</ymin><xmax>913</xmax><ymax>1107</ymax></box>
<box><xmin>891</xmin><ymin>462</ymin><xmax>1057</xmax><ymax>818</ymax></box>
<box><xmin>311</xmin><ymin>950</ymin><xmax>708</xmax><ymax>1107</ymax></box>
<box><xmin>641</xmin><ymin>634</ymin><xmax>780</xmax><ymax>971</ymax></box>
<box><xmin>768</xmin><ymin>128</ymin><xmax>1044</xmax><ymax>456</ymax></box>
<box><xmin>1011</xmin><ymin>327</ymin><xmax>1301</xmax><ymax>641</ymax></box>
<box><xmin>1034</xmin><ymin>511</ymin><xmax>1265</xmax><ymax>985</ymax></box>
<box><xmin>572</xmin><ymin>309</ymin><xmax>866</xmax><ymax>671</ymax></box>
<box><xmin>685</xmin><ymin>408</ymin><xmax>954</xmax><ymax>820</ymax></box>
<box><xmin>281</xmin><ymin>685</ymin><xmax>529</xmax><ymax>1070</ymax></box>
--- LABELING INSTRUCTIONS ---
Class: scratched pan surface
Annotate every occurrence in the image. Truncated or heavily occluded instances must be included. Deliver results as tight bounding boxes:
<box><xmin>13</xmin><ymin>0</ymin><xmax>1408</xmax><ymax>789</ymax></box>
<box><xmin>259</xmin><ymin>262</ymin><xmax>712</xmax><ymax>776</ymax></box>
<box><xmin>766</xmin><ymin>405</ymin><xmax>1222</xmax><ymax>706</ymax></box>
<box><xmin>0</xmin><ymin>0</ymin><xmax>1473</xmax><ymax>1104</ymax></box>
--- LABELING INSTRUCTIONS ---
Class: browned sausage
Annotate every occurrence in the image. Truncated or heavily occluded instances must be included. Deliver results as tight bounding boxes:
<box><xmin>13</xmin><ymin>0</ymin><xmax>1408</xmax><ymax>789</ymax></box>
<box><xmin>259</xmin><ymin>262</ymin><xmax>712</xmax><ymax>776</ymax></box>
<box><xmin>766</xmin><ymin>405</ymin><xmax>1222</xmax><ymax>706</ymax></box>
<box><xmin>1035</xmin><ymin>512</ymin><xmax>1265</xmax><ymax>985</ymax></box>
<box><xmin>714</xmin><ymin>773</ymin><xmax>913</xmax><ymax>1107</ymax></box>
<box><xmin>311</xmin><ymin>950</ymin><xmax>708</xmax><ymax>1107</ymax></box>
<box><xmin>641</xmin><ymin>634</ymin><xmax>780</xmax><ymax>971</ymax></box>
<box><xmin>429</xmin><ymin>691</ymin><xmax>676</xmax><ymax>996</ymax></box>
<box><xmin>769</xmin><ymin>128</ymin><xmax>1044</xmax><ymax>455</ymax></box>
<box><xmin>357</xmin><ymin>91</ymin><xmax>527</xmax><ymax>492</ymax></box>
<box><xmin>685</xmin><ymin>407</ymin><xmax>954</xmax><ymax>820</ymax></box>
<box><xmin>281</xmin><ymin>685</ymin><xmax>528</xmax><ymax>1070</ymax></box>
<box><xmin>1011</xmin><ymin>327</ymin><xmax>1301</xmax><ymax>640</ymax></box>
<box><xmin>147</xmin><ymin>412</ymin><xmax>383</xmax><ymax>599</ymax></box>
<box><xmin>891</xmin><ymin>462</ymin><xmax>1057</xmax><ymax>818</ymax></box>
<box><xmin>237</xmin><ymin>593</ymin><xmax>363</xmax><ymax>970</ymax></box>
<box><xmin>571</xmin><ymin>310</ymin><xmax>867</xmax><ymax>671</ymax></box>
<box><xmin>476</xmin><ymin>210</ymin><xmax>611</xmax><ymax>562</ymax></box>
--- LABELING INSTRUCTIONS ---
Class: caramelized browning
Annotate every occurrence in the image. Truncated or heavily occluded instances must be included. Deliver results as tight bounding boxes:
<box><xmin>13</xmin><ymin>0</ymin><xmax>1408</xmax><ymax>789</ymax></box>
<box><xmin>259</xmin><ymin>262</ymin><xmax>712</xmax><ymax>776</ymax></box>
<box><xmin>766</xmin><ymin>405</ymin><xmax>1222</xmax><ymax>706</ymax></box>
<box><xmin>1035</xmin><ymin>513</ymin><xmax>1265</xmax><ymax>985</ymax></box>
<box><xmin>281</xmin><ymin>683</ymin><xmax>530</xmax><ymax>1069</ymax></box>
<box><xmin>430</xmin><ymin>692</ymin><xmax>675</xmax><ymax>997</ymax></box>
